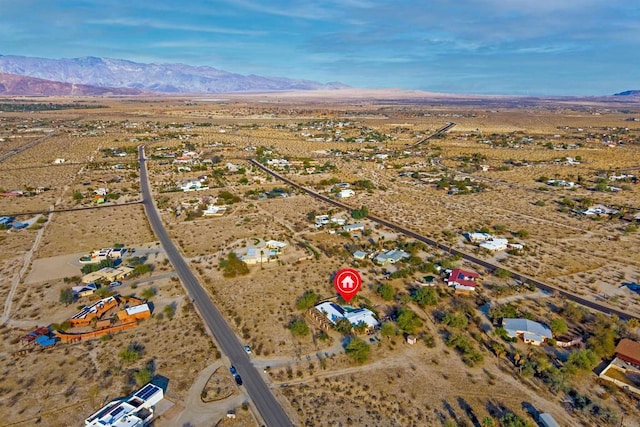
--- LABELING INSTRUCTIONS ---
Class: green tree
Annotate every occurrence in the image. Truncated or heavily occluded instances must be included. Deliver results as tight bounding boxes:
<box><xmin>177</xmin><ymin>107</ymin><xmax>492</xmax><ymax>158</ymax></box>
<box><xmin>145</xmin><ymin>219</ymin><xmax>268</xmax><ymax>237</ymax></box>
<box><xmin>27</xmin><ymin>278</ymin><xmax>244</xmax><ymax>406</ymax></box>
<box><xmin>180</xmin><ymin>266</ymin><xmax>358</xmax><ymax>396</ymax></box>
<box><xmin>564</xmin><ymin>349</ymin><xmax>598</xmax><ymax>375</ymax></box>
<box><xmin>335</xmin><ymin>318</ymin><xmax>352</xmax><ymax>334</ymax></box>
<box><xmin>376</xmin><ymin>283</ymin><xmax>396</xmax><ymax>301</ymax></box>
<box><xmin>380</xmin><ymin>322</ymin><xmax>397</xmax><ymax>339</ymax></box>
<box><xmin>442</xmin><ymin>312</ymin><xmax>469</xmax><ymax>329</ymax></box>
<box><xmin>345</xmin><ymin>337</ymin><xmax>371</xmax><ymax>364</ymax></box>
<box><xmin>353</xmin><ymin>321</ymin><xmax>368</xmax><ymax>335</ymax></box>
<box><xmin>515</xmin><ymin>229</ymin><xmax>530</xmax><ymax>239</ymax></box>
<box><xmin>412</xmin><ymin>287</ymin><xmax>438</xmax><ymax>307</ymax></box>
<box><xmin>289</xmin><ymin>318</ymin><xmax>310</xmax><ymax>336</ymax></box>
<box><xmin>133</xmin><ymin>263</ymin><xmax>152</xmax><ymax>277</ymax></box>
<box><xmin>550</xmin><ymin>318</ymin><xmax>568</xmax><ymax>336</ymax></box>
<box><xmin>396</xmin><ymin>308</ymin><xmax>423</xmax><ymax>334</ymax></box>
<box><xmin>351</xmin><ymin>205</ymin><xmax>369</xmax><ymax>219</ymax></box>
<box><xmin>587</xmin><ymin>315</ymin><xmax>617</xmax><ymax>358</ymax></box>
<box><xmin>295</xmin><ymin>291</ymin><xmax>319</xmax><ymax>310</ymax></box>
<box><xmin>59</xmin><ymin>288</ymin><xmax>74</xmax><ymax>305</ymax></box>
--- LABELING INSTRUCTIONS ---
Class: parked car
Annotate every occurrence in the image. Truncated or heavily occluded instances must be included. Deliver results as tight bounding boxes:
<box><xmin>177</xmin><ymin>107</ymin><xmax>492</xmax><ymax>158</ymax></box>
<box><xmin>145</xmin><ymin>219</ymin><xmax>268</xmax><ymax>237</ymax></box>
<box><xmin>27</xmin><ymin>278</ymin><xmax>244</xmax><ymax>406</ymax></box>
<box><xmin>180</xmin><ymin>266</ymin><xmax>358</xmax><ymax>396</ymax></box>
<box><xmin>229</xmin><ymin>365</ymin><xmax>237</xmax><ymax>376</ymax></box>
<box><xmin>109</xmin><ymin>281</ymin><xmax>122</xmax><ymax>288</ymax></box>
<box><xmin>234</xmin><ymin>375</ymin><xmax>243</xmax><ymax>386</ymax></box>
<box><xmin>243</xmin><ymin>345</ymin><xmax>252</xmax><ymax>354</ymax></box>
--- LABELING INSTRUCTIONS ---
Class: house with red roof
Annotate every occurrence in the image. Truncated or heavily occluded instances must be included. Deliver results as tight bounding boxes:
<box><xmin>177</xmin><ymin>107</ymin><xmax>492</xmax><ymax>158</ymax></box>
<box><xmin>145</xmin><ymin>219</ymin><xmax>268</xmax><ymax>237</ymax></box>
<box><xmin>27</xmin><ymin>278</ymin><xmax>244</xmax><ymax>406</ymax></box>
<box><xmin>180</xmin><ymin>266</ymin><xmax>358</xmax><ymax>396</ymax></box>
<box><xmin>446</xmin><ymin>269</ymin><xmax>479</xmax><ymax>293</ymax></box>
<box><xmin>598</xmin><ymin>338</ymin><xmax>640</xmax><ymax>395</ymax></box>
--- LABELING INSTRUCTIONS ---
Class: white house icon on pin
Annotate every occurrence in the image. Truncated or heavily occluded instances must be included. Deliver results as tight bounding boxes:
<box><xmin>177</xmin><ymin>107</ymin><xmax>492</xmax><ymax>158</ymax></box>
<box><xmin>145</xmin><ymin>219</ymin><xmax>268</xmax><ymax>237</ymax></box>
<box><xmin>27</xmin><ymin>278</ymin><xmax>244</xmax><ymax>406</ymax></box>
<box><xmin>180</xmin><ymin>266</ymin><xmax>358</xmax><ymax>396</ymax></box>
<box><xmin>341</xmin><ymin>275</ymin><xmax>355</xmax><ymax>289</ymax></box>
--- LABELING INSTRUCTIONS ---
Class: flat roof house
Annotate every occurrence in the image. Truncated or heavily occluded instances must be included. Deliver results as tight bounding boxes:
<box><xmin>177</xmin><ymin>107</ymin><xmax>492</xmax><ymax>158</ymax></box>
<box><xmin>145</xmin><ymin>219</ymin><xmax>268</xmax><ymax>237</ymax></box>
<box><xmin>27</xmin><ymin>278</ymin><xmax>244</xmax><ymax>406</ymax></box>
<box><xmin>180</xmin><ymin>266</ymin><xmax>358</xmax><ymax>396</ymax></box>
<box><xmin>85</xmin><ymin>382</ymin><xmax>163</xmax><ymax>427</ymax></box>
<box><xmin>342</xmin><ymin>223</ymin><xmax>364</xmax><ymax>232</ymax></box>
<box><xmin>479</xmin><ymin>238</ymin><xmax>509</xmax><ymax>251</ymax></box>
<box><xmin>503</xmin><ymin>318</ymin><xmax>553</xmax><ymax>345</ymax></box>
<box><xmin>337</xmin><ymin>189</ymin><xmax>355</xmax><ymax>198</ymax></box>
<box><xmin>82</xmin><ymin>266</ymin><xmax>134</xmax><ymax>284</ymax></box>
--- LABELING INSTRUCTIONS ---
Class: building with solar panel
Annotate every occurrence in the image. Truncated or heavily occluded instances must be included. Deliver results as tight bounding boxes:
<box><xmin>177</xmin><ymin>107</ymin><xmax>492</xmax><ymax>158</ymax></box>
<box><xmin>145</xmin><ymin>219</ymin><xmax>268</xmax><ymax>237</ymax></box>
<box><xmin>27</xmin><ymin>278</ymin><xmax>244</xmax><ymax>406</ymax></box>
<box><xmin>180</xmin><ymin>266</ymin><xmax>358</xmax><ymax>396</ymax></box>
<box><xmin>84</xmin><ymin>382</ymin><xmax>164</xmax><ymax>427</ymax></box>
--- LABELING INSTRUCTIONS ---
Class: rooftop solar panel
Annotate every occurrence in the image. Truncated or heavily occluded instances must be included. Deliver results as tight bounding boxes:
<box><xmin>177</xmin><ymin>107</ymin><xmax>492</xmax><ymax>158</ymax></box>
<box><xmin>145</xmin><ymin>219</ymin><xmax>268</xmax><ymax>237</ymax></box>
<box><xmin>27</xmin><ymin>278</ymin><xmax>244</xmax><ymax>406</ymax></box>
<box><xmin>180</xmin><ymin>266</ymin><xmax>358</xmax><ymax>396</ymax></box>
<box><xmin>135</xmin><ymin>383</ymin><xmax>158</xmax><ymax>400</ymax></box>
<box><xmin>109</xmin><ymin>405</ymin><xmax>125</xmax><ymax>418</ymax></box>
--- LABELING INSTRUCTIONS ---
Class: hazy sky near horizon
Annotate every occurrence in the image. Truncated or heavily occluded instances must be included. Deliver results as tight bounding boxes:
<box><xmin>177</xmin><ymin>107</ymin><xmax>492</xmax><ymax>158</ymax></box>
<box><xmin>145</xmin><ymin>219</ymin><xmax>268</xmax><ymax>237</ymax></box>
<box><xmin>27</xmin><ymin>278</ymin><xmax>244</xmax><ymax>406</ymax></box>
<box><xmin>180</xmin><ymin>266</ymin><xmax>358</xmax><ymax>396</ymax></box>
<box><xmin>1</xmin><ymin>0</ymin><xmax>638</xmax><ymax>95</ymax></box>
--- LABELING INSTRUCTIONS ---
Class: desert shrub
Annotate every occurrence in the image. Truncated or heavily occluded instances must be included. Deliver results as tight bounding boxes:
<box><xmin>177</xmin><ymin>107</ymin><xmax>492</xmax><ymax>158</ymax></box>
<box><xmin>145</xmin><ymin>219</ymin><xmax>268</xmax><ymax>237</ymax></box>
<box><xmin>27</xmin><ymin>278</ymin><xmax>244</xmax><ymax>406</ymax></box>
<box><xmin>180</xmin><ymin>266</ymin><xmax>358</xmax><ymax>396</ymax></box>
<box><xmin>59</xmin><ymin>288</ymin><xmax>74</xmax><ymax>305</ymax></box>
<box><xmin>295</xmin><ymin>290</ymin><xmax>319</xmax><ymax>310</ymax></box>
<box><xmin>219</xmin><ymin>253</ymin><xmax>249</xmax><ymax>277</ymax></box>
<box><xmin>140</xmin><ymin>288</ymin><xmax>156</xmax><ymax>299</ymax></box>
<box><xmin>118</xmin><ymin>346</ymin><xmax>141</xmax><ymax>364</ymax></box>
<box><xmin>441</xmin><ymin>312</ymin><xmax>468</xmax><ymax>329</ymax></box>
<box><xmin>289</xmin><ymin>318</ymin><xmax>310</xmax><ymax>336</ymax></box>
<box><xmin>133</xmin><ymin>367</ymin><xmax>152</xmax><ymax>386</ymax></box>
<box><xmin>163</xmin><ymin>304</ymin><xmax>176</xmax><ymax>319</ymax></box>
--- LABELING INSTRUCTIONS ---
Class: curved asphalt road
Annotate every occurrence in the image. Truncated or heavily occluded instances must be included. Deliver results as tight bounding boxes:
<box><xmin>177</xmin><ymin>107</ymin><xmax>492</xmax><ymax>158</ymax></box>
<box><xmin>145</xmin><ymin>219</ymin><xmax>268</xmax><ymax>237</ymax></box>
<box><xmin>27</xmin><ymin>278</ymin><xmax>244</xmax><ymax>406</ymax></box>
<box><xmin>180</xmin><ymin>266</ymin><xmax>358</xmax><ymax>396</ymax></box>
<box><xmin>249</xmin><ymin>159</ymin><xmax>639</xmax><ymax>322</ymax></box>
<box><xmin>138</xmin><ymin>147</ymin><xmax>293</xmax><ymax>427</ymax></box>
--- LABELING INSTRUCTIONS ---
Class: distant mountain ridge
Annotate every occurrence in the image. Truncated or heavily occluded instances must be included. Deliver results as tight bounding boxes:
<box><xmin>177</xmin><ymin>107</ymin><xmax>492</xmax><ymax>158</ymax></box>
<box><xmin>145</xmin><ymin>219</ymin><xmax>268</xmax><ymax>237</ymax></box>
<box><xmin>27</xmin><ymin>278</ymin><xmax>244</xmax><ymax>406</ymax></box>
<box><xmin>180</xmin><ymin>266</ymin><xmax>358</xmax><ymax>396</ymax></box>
<box><xmin>613</xmin><ymin>90</ymin><xmax>640</xmax><ymax>96</ymax></box>
<box><xmin>0</xmin><ymin>54</ymin><xmax>348</xmax><ymax>94</ymax></box>
<box><xmin>0</xmin><ymin>72</ymin><xmax>144</xmax><ymax>96</ymax></box>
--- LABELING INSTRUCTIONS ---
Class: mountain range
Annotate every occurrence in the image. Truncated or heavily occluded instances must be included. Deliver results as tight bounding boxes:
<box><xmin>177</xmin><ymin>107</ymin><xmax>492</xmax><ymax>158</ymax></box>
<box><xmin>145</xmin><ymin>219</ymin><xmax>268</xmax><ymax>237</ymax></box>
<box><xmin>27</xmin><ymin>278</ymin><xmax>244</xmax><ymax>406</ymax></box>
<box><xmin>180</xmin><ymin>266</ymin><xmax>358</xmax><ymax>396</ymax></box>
<box><xmin>614</xmin><ymin>90</ymin><xmax>640</xmax><ymax>97</ymax></box>
<box><xmin>0</xmin><ymin>72</ymin><xmax>145</xmax><ymax>96</ymax></box>
<box><xmin>0</xmin><ymin>54</ymin><xmax>348</xmax><ymax>94</ymax></box>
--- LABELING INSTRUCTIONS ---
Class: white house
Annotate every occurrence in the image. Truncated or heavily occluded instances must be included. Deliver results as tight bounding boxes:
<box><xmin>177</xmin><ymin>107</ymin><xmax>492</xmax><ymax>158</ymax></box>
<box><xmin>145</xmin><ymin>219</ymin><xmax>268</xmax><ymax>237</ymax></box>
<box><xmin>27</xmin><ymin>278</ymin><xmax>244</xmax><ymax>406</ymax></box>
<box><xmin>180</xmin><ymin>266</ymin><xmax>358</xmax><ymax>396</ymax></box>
<box><xmin>315</xmin><ymin>301</ymin><xmax>379</xmax><ymax>330</ymax></box>
<box><xmin>373</xmin><ymin>249</ymin><xmax>411</xmax><ymax>265</ymax></box>
<box><xmin>85</xmin><ymin>382</ymin><xmax>163</xmax><ymax>427</ymax></box>
<box><xmin>337</xmin><ymin>189</ymin><xmax>355</xmax><ymax>198</ymax></box>
<box><xmin>503</xmin><ymin>318</ymin><xmax>553</xmax><ymax>345</ymax></box>
<box><xmin>479</xmin><ymin>238</ymin><xmax>509</xmax><ymax>251</ymax></box>
<box><xmin>353</xmin><ymin>251</ymin><xmax>367</xmax><ymax>260</ymax></box>
<box><xmin>94</xmin><ymin>188</ymin><xmax>108</xmax><ymax>197</ymax></box>
<box><xmin>342</xmin><ymin>223</ymin><xmax>365</xmax><ymax>233</ymax></box>
<box><xmin>202</xmin><ymin>205</ymin><xmax>227</xmax><ymax>216</ymax></box>
<box><xmin>180</xmin><ymin>180</ymin><xmax>209</xmax><ymax>192</ymax></box>
<box><xmin>464</xmin><ymin>232</ymin><xmax>493</xmax><ymax>243</ymax></box>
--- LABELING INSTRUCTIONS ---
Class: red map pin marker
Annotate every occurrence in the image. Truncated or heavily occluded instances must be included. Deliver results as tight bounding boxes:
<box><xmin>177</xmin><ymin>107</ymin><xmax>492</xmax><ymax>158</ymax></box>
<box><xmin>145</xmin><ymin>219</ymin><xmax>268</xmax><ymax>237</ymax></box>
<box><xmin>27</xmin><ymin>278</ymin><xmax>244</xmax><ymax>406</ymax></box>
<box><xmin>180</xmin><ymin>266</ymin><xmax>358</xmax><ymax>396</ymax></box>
<box><xmin>334</xmin><ymin>268</ymin><xmax>362</xmax><ymax>302</ymax></box>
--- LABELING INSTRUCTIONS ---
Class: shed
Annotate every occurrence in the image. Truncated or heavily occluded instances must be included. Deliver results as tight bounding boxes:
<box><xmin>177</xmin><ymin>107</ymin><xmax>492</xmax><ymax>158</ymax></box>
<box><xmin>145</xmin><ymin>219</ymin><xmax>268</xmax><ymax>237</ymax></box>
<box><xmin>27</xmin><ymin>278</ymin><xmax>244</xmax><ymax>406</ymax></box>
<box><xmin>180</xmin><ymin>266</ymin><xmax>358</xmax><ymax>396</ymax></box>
<box><xmin>406</xmin><ymin>335</ymin><xmax>417</xmax><ymax>345</ymax></box>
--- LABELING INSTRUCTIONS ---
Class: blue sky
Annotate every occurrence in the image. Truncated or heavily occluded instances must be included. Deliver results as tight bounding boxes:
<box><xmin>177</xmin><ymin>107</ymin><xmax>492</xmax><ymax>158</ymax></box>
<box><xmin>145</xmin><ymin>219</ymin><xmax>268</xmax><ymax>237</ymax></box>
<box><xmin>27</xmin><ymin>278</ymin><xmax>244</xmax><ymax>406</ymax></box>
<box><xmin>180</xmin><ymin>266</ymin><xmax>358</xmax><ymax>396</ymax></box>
<box><xmin>1</xmin><ymin>0</ymin><xmax>638</xmax><ymax>95</ymax></box>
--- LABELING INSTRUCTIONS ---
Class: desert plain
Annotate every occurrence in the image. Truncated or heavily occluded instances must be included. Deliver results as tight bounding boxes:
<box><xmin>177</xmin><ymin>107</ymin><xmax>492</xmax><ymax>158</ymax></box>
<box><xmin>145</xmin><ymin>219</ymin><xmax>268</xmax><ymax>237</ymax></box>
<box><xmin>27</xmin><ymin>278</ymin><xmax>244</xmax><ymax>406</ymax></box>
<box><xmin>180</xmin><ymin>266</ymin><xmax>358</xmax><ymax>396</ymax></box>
<box><xmin>0</xmin><ymin>91</ymin><xmax>639</xmax><ymax>426</ymax></box>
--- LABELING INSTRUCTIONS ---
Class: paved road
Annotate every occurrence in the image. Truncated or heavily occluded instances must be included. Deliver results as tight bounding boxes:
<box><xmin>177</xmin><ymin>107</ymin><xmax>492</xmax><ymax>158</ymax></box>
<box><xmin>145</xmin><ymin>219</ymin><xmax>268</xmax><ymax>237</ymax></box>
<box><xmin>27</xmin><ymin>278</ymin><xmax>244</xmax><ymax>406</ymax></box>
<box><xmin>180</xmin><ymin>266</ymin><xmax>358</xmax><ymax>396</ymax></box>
<box><xmin>138</xmin><ymin>147</ymin><xmax>293</xmax><ymax>427</ymax></box>
<box><xmin>411</xmin><ymin>122</ymin><xmax>456</xmax><ymax>147</ymax></box>
<box><xmin>2</xmin><ymin>201</ymin><xmax>142</xmax><ymax>218</ymax></box>
<box><xmin>0</xmin><ymin>132</ymin><xmax>54</xmax><ymax>163</ymax></box>
<box><xmin>249</xmin><ymin>159</ymin><xmax>639</xmax><ymax>322</ymax></box>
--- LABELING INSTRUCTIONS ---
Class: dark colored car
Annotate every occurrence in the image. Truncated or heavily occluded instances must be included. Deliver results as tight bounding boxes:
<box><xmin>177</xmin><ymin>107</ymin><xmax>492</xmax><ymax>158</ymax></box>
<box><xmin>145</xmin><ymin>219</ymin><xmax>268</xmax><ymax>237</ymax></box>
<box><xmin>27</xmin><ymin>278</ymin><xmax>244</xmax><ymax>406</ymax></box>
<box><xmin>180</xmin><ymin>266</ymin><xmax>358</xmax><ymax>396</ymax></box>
<box><xmin>235</xmin><ymin>375</ymin><xmax>243</xmax><ymax>386</ymax></box>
